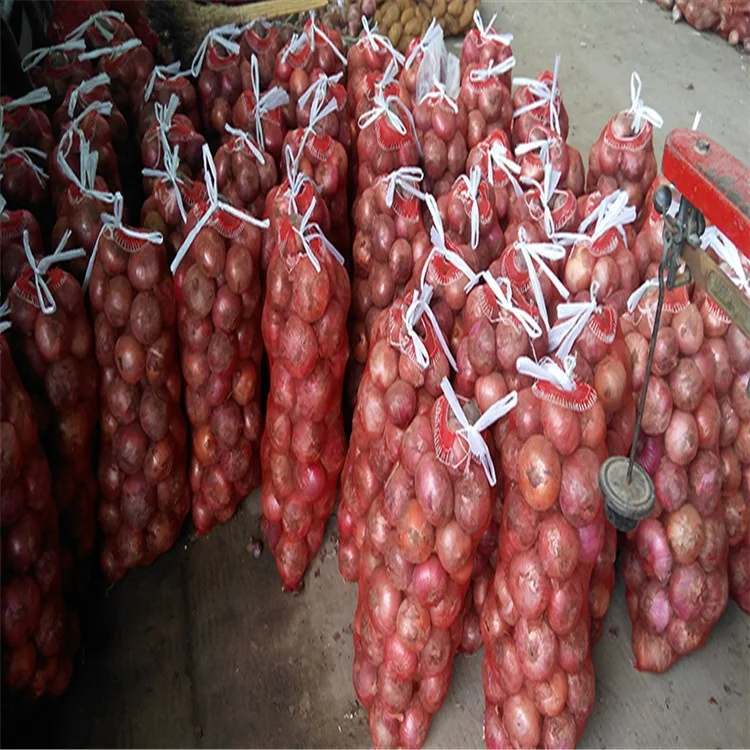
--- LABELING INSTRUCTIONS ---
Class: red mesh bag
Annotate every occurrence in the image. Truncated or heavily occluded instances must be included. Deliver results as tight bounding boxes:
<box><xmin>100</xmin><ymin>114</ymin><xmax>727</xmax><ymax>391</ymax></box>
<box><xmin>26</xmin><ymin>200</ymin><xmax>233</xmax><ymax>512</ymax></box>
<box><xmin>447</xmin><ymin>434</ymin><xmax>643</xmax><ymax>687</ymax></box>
<box><xmin>459</xmin><ymin>10</ymin><xmax>514</xmax><ymax>80</ymax></box>
<box><xmin>47</xmin><ymin>0</ymin><xmax>107</xmax><ymax>43</ymax></box>
<box><xmin>483</xmin><ymin>354</ymin><xmax>607</xmax><ymax>749</ymax></box>
<box><xmin>346</xmin><ymin>20</ymin><xmax>404</xmax><ymax>112</ymax></box>
<box><xmin>465</xmin><ymin>130</ymin><xmax>524</xmax><ymax>229</ymax></box>
<box><xmin>559</xmin><ymin>189</ymin><xmax>639</xmax><ymax>316</ymax></box>
<box><xmin>232</xmin><ymin>56</ymin><xmax>290</xmax><ymax>165</ymax></box>
<box><xmin>86</xmin><ymin>193</ymin><xmax>189</xmax><ymax>582</ymax></box>
<box><xmin>79</xmin><ymin>38</ymin><xmax>155</xmax><ymax>124</ymax></box>
<box><xmin>587</xmin><ymin>73</ymin><xmax>662</xmax><ymax>223</ymax></box>
<box><xmin>1</xmin><ymin>200</ymin><xmax>44</xmax><ymax>298</ymax></box>
<box><xmin>338</xmin><ymin>283</ymin><xmax>457</xmax><ymax>582</ymax></box>
<box><xmin>515</xmin><ymin>122</ymin><xmax>585</xmax><ymax>198</ymax></box>
<box><xmin>282</xmin><ymin>104</ymin><xmax>350</xmax><ymax>256</ymax></box>
<box><xmin>348</xmin><ymin>168</ymin><xmax>431</xmax><ymax>403</ymax></box>
<box><xmin>63</xmin><ymin>9</ymin><xmax>136</xmax><ymax>51</ymax></box>
<box><xmin>414</xmin><ymin>81</ymin><xmax>468</xmax><ymax>197</ymax></box>
<box><xmin>108</xmin><ymin>0</ymin><xmax>164</xmax><ymax>58</ymax></box>
<box><xmin>621</xmin><ymin>283</ymin><xmax>728</xmax><ymax>671</ymax></box>
<box><xmin>192</xmin><ymin>27</ymin><xmax>252</xmax><ymax>137</ymax></box>
<box><xmin>1</xmin><ymin>88</ymin><xmax>54</xmax><ymax>153</ymax></box>
<box><xmin>134</xmin><ymin>64</ymin><xmax>200</xmax><ymax>139</ymax></box>
<box><xmin>261</xmin><ymin>200</ymin><xmax>350</xmax><ymax>591</ymax></box>
<box><xmin>7</xmin><ymin>236</ymin><xmax>99</xmax><ymax>600</ymax></box>
<box><xmin>172</xmin><ymin>146</ymin><xmax>268</xmax><ymax>535</ymax></box>
<box><xmin>352</xmin><ymin>375</ymin><xmax>516</xmax><ymax>748</ymax></box>
<box><xmin>261</xmin><ymin>162</ymin><xmax>331</xmax><ymax>274</ymax></box>
<box><xmin>356</xmin><ymin>90</ymin><xmax>420</xmax><ymax>194</ymax></box>
<box><xmin>0</xmin><ymin>334</ymin><xmax>78</xmax><ymax>701</ymax></box>
<box><xmin>239</xmin><ymin>21</ymin><xmax>283</xmax><ymax>89</ymax></box>
<box><xmin>437</xmin><ymin>168</ymin><xmax>505</xmax><ymax>271</ymax></box>
<box><xmin>717</xmin><ymin>0</ymin><xmax>750</xmax><ymax>48</ymax></box>
<box><xmin>215</xmin><ymin>125</ymin><xmax>277</xmax><ymax>214</ymax></box>
<box><xmin>511</xmin><ymin>55</ymin><xmax>569</xmax><ymax>146</ymax></box>
<box><xmin>141</xmin><ymin>95</ymin><xmax>206</xmax><ymax>195</ymax></box>
<box><xmin>21</xmin><ymin>39</ymin><xmax>93</xmax><ymax>111</ymax></box>
<box><xmin>273</xmin><ymin>15</ymin><xmax>347</xmax><ymax>127</ymax></box>
<box><xmin>51</xmin><ymin>103</ymin><xmax>122</xmax><ymax>204</ymax></box>
<box><xmin>459</xmin><ymin>57</ymin><xmax>515</xmax><ymax>151</ymax></box>
<box><xmin>141</xmin><ymin>149</ymin><xmax>209</xmax><ymax>261</ymax></box>
<box><xmin>0</xmin><ymin>129</ymin><xmax>50</xmax><ymax>216</ymax></box>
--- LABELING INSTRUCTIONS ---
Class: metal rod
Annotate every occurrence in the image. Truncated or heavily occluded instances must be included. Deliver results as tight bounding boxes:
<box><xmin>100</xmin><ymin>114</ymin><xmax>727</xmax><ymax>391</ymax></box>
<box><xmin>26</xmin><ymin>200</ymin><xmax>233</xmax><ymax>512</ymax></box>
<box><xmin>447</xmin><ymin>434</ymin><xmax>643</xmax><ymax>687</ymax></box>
<box><xmin>627</xmin><ymin>260</ymin><xmax>667</xmax><ymax>483</ymax></box>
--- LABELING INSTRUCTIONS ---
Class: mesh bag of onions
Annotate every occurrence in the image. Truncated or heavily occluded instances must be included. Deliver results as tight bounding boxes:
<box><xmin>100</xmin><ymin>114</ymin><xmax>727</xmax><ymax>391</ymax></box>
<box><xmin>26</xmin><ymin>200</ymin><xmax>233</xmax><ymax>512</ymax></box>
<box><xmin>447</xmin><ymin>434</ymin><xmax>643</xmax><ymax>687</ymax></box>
<box><xmin>459</xmin><ymin>11</ymin><xmax>514</xmax><ymax>80</ymax></box>
<box><xmin>214</xmin><ymin>124</ymin><xmax>277</xmax><ymax>214</ymax></box>
<box><xmin>232</xmin><ymin>55</ymin><xmax>290</xmax><ymax>166</ymax></box>
<box><xmin>347</xmin><ymin>167</ymin><xmax>431</xmax><ymax>405</ymax></box>
<box><xmin>622</xmin><ymin>280</ymin><xmax>728</xmax><ymax>671</ymax></box>
<box><xmin>282</xmin><ymin>94</ymin><xmax>350</xmax><ymax>255</ymax></box>
<box><xmin>0</xmin><ymin>88</ymin><xmax>54</xmax><ymax>158</ymax></box>
<box><xmin>64</xmin><ymin>9</ymin><xmax>137</xmax><ymax>53</ymax></box>
<box><xmin>437</xmin><ymin>167</ymin><xmax>505</xmax><ymax>271</ymax></box>
<box><xmin>272</xmin><ymin>15</ymin><xmax>347</xmax><ymax>129</ymax></box>
<box><xmin>697</xmin><ymin>229</ymin><xmax>750</xmax><ymax>614</ymax></box>
<box><xmin>51</xmin><ymin>101</ymin><xmax>123</xmax><ymax>204</ymax></box>
<box><xmin>173</xmin><ymin>145</ymin><xmax>268</xmax><ymax>535</ymax></box>
<box><xmin>134</xmin><ymin>63</ymin><xmax>201</xmax><ymax>140</ymax></box>
<box><xmin>191</xmin><ymin>27</ymin><xmax>251</xmax><ymax>137</ymax></box>
<box><xmin>413</xmin><ymin>77</ymin><xmax>468</xmax><ymax>197</ymax></box>
<box><xmin>295</xmin><ymin>72</ymin><xmax>352</xmax><ymax>159</ymax></box>
<box><xmin>352</xmin><ymin>374</ymin><xmax>517</xmax><ymax>749</ymax></box>
<box><xmin>483</xmin><ymin>354</ymin><xmax>608</xmax><ymax>749</ymax></box>
<box><xmin>0</xmin><ymin>201</ymin><xmax>44</xmax><ymax>298</ymax></box>
<box><xmin>0</xmin><ymin>333</ymin><xmax>78</xmax><ymax>701</ymax></box>
<box><xmin>141</xmin><ymin>147</ymin><xmax>209</xmax><ymax>262</ymax></box>
<box><xmin>465</xmin><ymin>130</ymin><xmax>524</xmax><ymax>229</ymax></box>
<box><xmin>346</xmin><ymin>20</ymin><xmax>404</xmax><ymax>115</ymax></box>
<box><xmin>459</xmin><ymin>56</ymin><xmax>515</xmax><ymax>152</ymax></box>
<box><xmin>511</xmin><ymin>54</ymin><xmax>570</xmax><ymax>147</ymax></box>
<box><xmin>86</xmin><ymin>193</ymin><xmax>189</xmax><ymax>582</ymax></box>
<box><xmin>78</xmin><ymin>38</ymin><xmax>155</xmax><ymax>127</ymax></box>
<box><xmin>338</xmin><ymin>282</ymin><xmax>457</xmax><ymax>583</ymax></box>
<box><xmin>238</xmin><ymin>21</ymin><xmax>284</xmax><ymax>90</ymax></box>
<box><xmin>141</xmin><ymin>95</ymin><xmax>206</xmax><ymax>196</ymax></box>
<box><xmin>21</xmin><ymin>39</ymin><xmax>93</xmax><ymax>111</ymax></box>
<box><xmin>632</xmin><ymin>176</ymin><xmax>677</xmax><ymax>285</ymax></box>
<box><xmin>7</xmin><ymin>234</ymin><xmax>99</xmax><ymax>600</ymax></box>
<box><xmin>515</xmin><ymin>122</ymin><xmax>586</xmax><ymax>199</ymax></box>
<box><xmin>586</xmin><ymin>73</ymin><xmax>663</xmax><ymax>224</ymax></box>
<box><xmin>260</xmin><ymin>198</ymin><xmax>350</xmax><ymax>591</ymax></box>
<box><xmin>261</xmin><ymin>158</ymin><xmax>331</xmax><ymax>275</ymax></box>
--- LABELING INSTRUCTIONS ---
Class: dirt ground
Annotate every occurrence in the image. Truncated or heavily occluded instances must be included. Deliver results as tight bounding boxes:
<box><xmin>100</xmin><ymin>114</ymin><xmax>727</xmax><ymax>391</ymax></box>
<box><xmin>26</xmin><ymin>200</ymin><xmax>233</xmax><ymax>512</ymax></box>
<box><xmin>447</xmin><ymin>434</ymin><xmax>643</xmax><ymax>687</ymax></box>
<box><xmin>15</xmin><ymin>1</ymin><xmax>750</xmax><ymax>748</ymax></box>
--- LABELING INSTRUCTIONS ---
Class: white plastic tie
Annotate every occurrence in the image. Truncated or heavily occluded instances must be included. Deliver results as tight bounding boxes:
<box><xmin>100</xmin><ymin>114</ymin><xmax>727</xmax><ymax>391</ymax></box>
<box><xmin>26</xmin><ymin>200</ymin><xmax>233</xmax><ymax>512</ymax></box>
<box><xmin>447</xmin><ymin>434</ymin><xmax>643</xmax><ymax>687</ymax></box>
<box><xmin>691</xmin><ymin>110</ymin><xmax>702</xmax><ymax>131</ymax></box>
<box><xmin>65</xmin><ymin>10</ymin><xmax>125</xmax><ymax>42</ymax></box>
<box><xmin>171</xmin><ymin>144</ymin><xmax>268</xmax><ymax>275</ymax></box>
<box><xmin>421</xmin><ymin>194</ymin><xmax>481</xmax><ymax>293</ymax></box>
<box><xmin>627</xmin><ymin>277</ymin><xmax>659</xmax><ymax>313</ymax></box>
<box><xmin>307</xmin><ymin>12</ymin><xmax>348</xmax><ymax>66</ymax></box>
<box><xmin>385</xmin><ymin>166</ymin><xmax>425</xmax><ymax>208</ymax></box>
<box><xmin>701</xmin><ymin>226</ymin><xmax>750</xmax><ymax>297</ymax></box>
<box><xmin>419</xmin><ymin>79</ymin><xmax>459</xmax><ymax>112</ymax></box>
<box><xmin>548</xmin><ymin>280</ymin><xmax>601</xmax><ymax>359</ymax></box>
<box><xmin>79</xmin><ymin>36</ymin><xmax>141</xmax><ymax>62</ymax></box>
<box><xmin>225</xmin><ymin>123</ymin><xmax>266</xmax><ymax>165</ymax></box>
<box><xmin>487</xmin><ymin>140</ymin><xmax>523</xmax><ymax>196</ymax></box>
<box><xmin>457</xmin><ymin>167</ymin><xmax>484</xmax><ymax>249</ymax></box>
<box><xmin>190</xmin><ymin>25</ymin><xmax>241</xmax><ymax>77</ymax></box>
<box><xmin>517</xmin><ymin>353</ymin><xmax>577</xmax><ymax>392</ymax></box>
<box><xmin>405</xmin><ymin>18</ymin><xmax>441</xmax><ymax>70</ymax></box>
<box><xmin>67</xmin><ymin>73</ymin><xmax>110</xmax><ymax>119</ymax></box>
<box><xmin>297</xmin><ymin>71</ymin><xmax>343</xmax><ymax>111</ymax></box>
<box><xmin>290</xmin><ymin>197</ymin><xmax>346</xmax><ymax>273</ymax></box>
<box><xmin>83</xmin><ymin>192</ymin><xmax>163</xmax><ymax>292</ymax></box>
<box><xmin>513</xmin><ymin>225</ymin><xmax>569</xmax><ymax>332</ymax></box>
<box><xmin>473</xmin><ymin>10</ymin><xmax>513</xmax><ymax>46</ymax></box>
<box><xmin>358</xmin><ymin>92</ymin><xmax>420</xmax><ymax>157</ymax></box>
<box><xmin>468</xmin><ymin>55</ymin><xmax>516</xmax><ymax>83</ymax></box>
<box><xmin>440</xmin><ymin>375</ymin><xmax>517</xmax><ymax>486</ymax></box>
<box><xmin>402</xmin><ymin>284</ymin><xmax>457</xmax><ymax>371</ymax></box>
<box><xmin>144</xmin><ymin>62</ymin><xmax>189</xmax><ymax>102</ymax></box>
<box><xmin>481</xmin><ymin>271</ymin><xmax>543</xmax><ymax>340</ymax></box>
<box><xmin>250</xmin><ymin>55</ymin><xmax>289</xmax><ymax>151</ymax></box>
<box><xmin>513</xmin><ymin>53</ymin><xmax>562</xmax><ymax>134</ymax></box>
<box><xmin>0</xmin><ymin>300</ymin><xmax>10</xmax><ymax>335</ymax></box>
<box><xmin>21</xmin><ymin>229</ymin><xmax>86</xmax><ymax>314</ymax></box>
<box><xmin>558</xmin><ymin>189</ymin><xmax>635</xmax><ymax>248</ymax></box>
<box><xmin>0</xmin><ymin>128</ymin><xmax>48</xmax><ymax>187</ymax></box>
<box><xmin>520</xmin><ymin>162</ymin><xmax>562</xmax><ymax>239</ymax></box>
<box><xmin>515</xmin><ymin>136</ymin><xmax>554</xmax><ymax>166</ymax></box>
<box><xmin>21</xmin><ymin>38</ymin><xmax>86</xmax><ymax>72</ymax></box>
<box><xmin>155</xmin><ymin>93</ymin><xmax>180</xmax><ymax>144</ymax></box>
<box><xmin>627</xmin><ymin>71</ymin><xmax>663</xmax><ymax>134</ymax></box>
<box><xmin>1</xmin><ymin>87</ymin><xmax>51</xmax><ymax>112</ymax></box>
<box><xmin>142</xmin><ymin>141</ymin><xmax>188</xmax><ymax>222</ymax></box>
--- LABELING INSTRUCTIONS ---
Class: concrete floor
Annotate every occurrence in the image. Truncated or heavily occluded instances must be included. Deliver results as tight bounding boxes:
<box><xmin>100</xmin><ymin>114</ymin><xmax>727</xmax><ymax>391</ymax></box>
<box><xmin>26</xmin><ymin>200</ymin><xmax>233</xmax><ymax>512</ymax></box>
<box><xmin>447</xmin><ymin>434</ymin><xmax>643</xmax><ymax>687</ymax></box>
<box><xmin>21</xmin><ymin>1</ymin><xmax>750</xmax><ymax>748</ymax></box>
